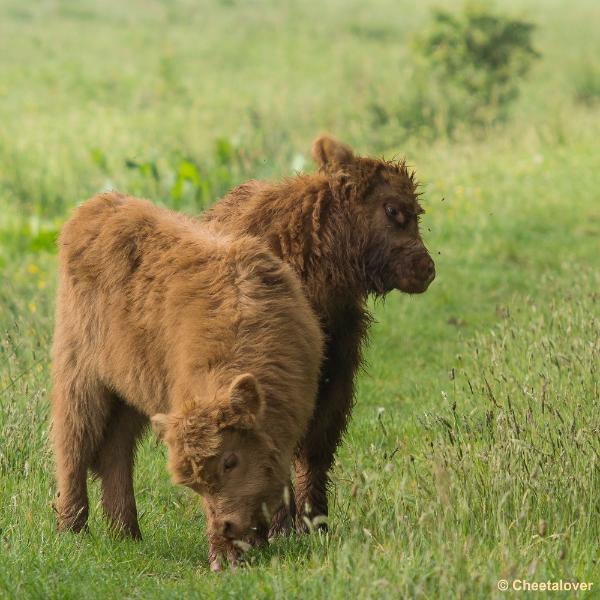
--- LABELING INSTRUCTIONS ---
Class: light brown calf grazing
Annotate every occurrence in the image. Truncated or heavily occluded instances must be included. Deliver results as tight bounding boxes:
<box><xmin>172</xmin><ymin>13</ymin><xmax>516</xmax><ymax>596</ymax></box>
<box><xmin>51</xmin><ymin>192</ymin><xmax>323</xmax><ymax>569</ymax></box>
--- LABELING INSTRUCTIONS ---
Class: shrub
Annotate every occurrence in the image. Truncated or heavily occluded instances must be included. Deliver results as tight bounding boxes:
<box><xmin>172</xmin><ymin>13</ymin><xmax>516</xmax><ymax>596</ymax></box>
<box><xmin>398</xmin><ymin>3</ymin><xmax>539</xmax><ymax>138</ymax></box>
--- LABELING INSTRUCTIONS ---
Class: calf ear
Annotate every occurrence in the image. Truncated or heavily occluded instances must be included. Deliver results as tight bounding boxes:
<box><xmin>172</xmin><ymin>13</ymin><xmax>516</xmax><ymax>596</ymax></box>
<box><xmin>228</xmin><ymin>373</ymin><xmax>266</xmax><ymax>426</ymax></box>
<box><xmin>312</xmin><ymin>135</ymin><xmax>354</xmax><ymax>171</ymax></box>
<box><xmin>151</xmin><ymin>413</ymin><xmax>171</xmax><ymax>441</ymax></box>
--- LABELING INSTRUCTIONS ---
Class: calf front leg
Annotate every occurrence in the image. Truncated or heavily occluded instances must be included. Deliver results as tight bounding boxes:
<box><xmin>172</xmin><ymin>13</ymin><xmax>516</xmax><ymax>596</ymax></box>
<box><xmin>91</xmin><ymin>400</ymin><xmax>148</xmax><ymax>539</ymax></box>
<box><xmin>268</xmin><ymin>479</ymin><xmax>296</xmax><ymax>539</ymax></box>
<box><xmin>293</xmin><ymin>358</ymin><xmax>356</xmax><ymax>532</ymax></box>
<box><xmin>294</xmin><ymin>306</ymin><xmax>366</xmax><ymax>532</ymax></box>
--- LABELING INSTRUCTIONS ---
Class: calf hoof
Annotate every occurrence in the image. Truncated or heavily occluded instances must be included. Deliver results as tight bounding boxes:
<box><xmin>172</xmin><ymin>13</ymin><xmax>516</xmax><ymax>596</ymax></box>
<box><xmin>295</xmin><ymin>514</ymin><xmax>328</xmax><ymax>534</ymax></box>
<box><xmin>268</xmin><ymin>521</ymin><xmax>292</xmax><ymax>539</ymax></box>
<box><xmin>108</xmin><ymin>520</ymin><xmax>142</xmax><ymax>540</ymax></box>
<box><xmin>56</xmin><ymin>509</ymin><xmax>89</xmax><ymax>534</ymax></box>
<box><xmin>127</xmin><ymin>524</ymin><xmax>142</xmax><ymax>540</ymax></box>
<box><xmin>268</xmin><ymin>506</ymin><xmax>294</xmax><ymax>539</ymax></box>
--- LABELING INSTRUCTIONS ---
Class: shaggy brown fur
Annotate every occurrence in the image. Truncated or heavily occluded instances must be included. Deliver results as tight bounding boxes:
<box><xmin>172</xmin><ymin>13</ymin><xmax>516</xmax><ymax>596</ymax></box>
<box><xmin>51</xmin><ymin>192</ymin><xmax>323</xmax><ymax>570</ymax></box>
<box><xmin>202</xmin><ymin>136</ymin><xmax>435</xmax><ymax>534</ymax></box>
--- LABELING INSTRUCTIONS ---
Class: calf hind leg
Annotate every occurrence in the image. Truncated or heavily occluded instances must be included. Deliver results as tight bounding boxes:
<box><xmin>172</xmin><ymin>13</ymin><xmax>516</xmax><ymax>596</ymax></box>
<box><xmin>92</xmin><ymin>400</ymin><xmax>148</xmax><ymax>539</ymax></box>
<box><xmin>52</xmin><ymin>380</ymin><xmax>113</xmax><ymax>533</ymax></box>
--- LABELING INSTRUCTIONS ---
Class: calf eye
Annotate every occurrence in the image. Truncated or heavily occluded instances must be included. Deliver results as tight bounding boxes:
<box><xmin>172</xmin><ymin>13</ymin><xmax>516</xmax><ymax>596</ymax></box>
<box><xmin>223</xmin><ymin>454</ymin><xmax>238</xmax><ymax>472</ymax></box>
<box><xmin>385</xmin><ymin>204</ymin><xmax>398</xmax><ymax>218</ymax></box>
<box><xmin>384</xmin><ymin>204</ymin><xmax>406</xmax><ymax>226</ymax></box>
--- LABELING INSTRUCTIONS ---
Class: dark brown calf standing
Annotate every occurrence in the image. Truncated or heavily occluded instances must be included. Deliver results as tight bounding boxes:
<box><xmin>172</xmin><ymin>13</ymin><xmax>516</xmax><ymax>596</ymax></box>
<box><xmin>202</xmin><ymin>136</ymin><xmax>435</xmax><ymax>534</ymax></box>
<box><xmin>51</xmin><ymin>192</ymin><xmax>323</xmax><ymax>569</ymax></box>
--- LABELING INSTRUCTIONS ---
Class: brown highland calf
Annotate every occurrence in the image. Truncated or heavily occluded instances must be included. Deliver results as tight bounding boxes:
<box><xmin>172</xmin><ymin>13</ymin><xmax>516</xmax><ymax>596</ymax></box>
<box><xmin>51</xmin><ymin>192</ymin><xmax>323</xmax><ymax>570</ymax></box>
<box><xmin>202</xmin><ymin>135</ymin><xmax>435</xmax><ymax>534</ymax></box>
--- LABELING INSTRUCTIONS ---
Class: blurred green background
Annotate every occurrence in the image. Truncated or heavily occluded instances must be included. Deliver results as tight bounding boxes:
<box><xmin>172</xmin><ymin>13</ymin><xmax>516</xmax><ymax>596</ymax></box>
<box><xmin>1</xmin><ymin>1</ymin><xmax>599</xmax><ymax>598</ymax></box>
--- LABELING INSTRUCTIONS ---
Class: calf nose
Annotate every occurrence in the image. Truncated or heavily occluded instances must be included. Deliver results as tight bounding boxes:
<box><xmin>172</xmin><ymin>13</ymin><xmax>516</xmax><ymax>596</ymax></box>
<box><xmin>416</xmin><ymin>254</ymin><xmax>435</xmax><ymax>280</ymax></box>
<box><xmin>426</xmin><ymin>258</ymin><xmax>435</xmax><ymax>281</ymax></box>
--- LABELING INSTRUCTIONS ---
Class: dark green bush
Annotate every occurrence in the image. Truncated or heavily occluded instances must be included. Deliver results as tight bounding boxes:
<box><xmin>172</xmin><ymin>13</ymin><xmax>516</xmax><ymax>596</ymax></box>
<box><xmin>398</xmin><ymin>3</ymin><xmax>539</xmax><ymax>138</ymax></box>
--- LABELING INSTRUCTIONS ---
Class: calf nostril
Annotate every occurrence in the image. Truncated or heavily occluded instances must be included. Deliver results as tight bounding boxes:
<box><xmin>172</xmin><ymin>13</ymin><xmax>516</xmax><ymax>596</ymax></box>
<box><xmin>222</xmin><ymin>520</ymin><xmax>235</xmax><ymax>539</ymax></box>
<box><xmin>418</xmin><ymin>256</ymin><xmax>433</xmax><ymax>274</ymax></box>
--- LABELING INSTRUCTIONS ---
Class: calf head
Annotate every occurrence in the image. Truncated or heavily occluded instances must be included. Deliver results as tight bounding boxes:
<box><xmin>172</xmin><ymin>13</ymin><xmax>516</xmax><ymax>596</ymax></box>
<box><xmin>312</xmin><ymin>135</ymin><xmax>435</xmax><ymax>295</ymax></box>
<box><xmin>152</xmin><ymin>373</ymin><xmax>286</xmax><ymax>570</ymax></box>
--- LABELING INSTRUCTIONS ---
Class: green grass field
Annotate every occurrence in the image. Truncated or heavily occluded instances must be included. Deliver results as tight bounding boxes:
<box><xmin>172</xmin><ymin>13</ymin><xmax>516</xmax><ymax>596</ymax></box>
<box><xmin>1</xmin><ymin>0</ymin><xmax>599</xmax><ymax>598</ymax></box>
